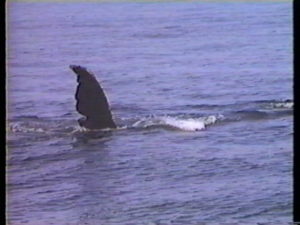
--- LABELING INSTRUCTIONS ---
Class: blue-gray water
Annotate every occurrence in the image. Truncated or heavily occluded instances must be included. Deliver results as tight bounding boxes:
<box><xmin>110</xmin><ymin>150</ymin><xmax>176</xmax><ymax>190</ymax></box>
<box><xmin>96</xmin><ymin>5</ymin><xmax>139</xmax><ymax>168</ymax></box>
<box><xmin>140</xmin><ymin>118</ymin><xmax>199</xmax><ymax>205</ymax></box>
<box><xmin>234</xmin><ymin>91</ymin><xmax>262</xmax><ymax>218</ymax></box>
<box><xmin>7</xmin><ymin>1</ymin><xmax>293</xmax><ymax>224</ymax></box>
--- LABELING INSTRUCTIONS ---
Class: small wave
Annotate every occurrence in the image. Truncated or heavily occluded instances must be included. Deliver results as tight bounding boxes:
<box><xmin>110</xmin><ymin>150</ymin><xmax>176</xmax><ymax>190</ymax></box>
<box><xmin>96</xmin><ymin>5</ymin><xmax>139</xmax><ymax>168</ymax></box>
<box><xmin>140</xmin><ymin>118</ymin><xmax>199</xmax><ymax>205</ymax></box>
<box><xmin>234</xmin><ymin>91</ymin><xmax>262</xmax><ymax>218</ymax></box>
<box><xmin>254</xmin><ymin>99</ymin><xmax>293</xmax><ymax>110</ymax></box>
<box><xmin>13</xmin><ymin>115</ymin><xmax>41</xmax><ymax>120</ymax></box>
<box><xmin>8</xmin><ymin>122</ymin><xmax>46</xmax><ymax>133</ymax></box>
<box><xmin>234</xmin><ymin>110</ymin><xmax>269</xmax><ymax>120</ymax></box>
<box><xmin>225</xmin><ymin>99</ymin><xmax>293</xmax><ymax>121</ymax></box>
<box><xmin>270</xmin><ymin>101</ymin><xmax>293</xmax><ymax>109</ymax></box>
<box><xmin>8</xmin><ymin>122</ymin><xmax>76</xmax><ymax>135</ymax></box>
<box><xmin>132</xmin><ymin>115</ymin><xmax>224</xmax><ymax>131</ymax></box>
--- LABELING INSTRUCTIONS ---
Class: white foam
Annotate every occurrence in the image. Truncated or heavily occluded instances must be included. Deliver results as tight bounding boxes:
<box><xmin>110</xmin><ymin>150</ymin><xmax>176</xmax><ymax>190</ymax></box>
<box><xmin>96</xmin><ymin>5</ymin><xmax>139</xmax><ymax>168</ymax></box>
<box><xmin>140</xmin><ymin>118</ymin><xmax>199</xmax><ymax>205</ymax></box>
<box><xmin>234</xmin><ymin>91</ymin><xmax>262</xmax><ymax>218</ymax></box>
<box><xmin>163</xmin><ymin>117</ymin><xmax>206</xmax><ymax>131</ymax></box>
<box><xmin>132</xmin><ymin>115</ymin><xmax>222</xmax><ymax>131</ymax></box>
<box><xmin>132</xmin><ymin>118</ymin><xmax>158</xmax><ymax>128</ymax></box>
<box><xmin>8</xmin><ymin>123</ymin><xmax>45</xmax><ymax>133</ymax></box>
<box><xmin>71</xmin><ymin>125</ymin><xmax>88</xmax><ymax>133</ymax></box>
<box><xmin>71</xmin><ymin>125</ymin><xmax>121</xmax><ymax>133</ymax></box>
<box><xmin>272</xmin><ymin>102</ymin><xmax>293</xmax><ymax>109</ymax></box>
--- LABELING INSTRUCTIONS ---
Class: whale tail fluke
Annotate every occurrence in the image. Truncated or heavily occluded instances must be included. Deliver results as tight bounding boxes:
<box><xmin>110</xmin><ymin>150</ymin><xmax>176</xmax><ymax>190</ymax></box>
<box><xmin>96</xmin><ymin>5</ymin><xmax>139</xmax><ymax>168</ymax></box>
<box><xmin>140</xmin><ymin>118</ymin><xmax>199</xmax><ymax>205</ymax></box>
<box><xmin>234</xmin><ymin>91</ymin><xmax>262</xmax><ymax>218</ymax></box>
<box><xmin>69</xmin><ymin>65</ymin><xmax>116</xmax><ymax>130</ymax></box>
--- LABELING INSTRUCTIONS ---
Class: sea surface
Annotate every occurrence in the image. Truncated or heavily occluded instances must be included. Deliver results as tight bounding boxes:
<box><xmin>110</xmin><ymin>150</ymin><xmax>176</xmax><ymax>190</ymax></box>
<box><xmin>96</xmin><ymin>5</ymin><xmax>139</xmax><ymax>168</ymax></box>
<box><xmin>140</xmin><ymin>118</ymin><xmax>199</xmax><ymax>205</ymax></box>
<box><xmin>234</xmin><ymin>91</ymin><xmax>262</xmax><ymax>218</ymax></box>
<box><xmin>6</xmin><ymin>1</ymin><xmax>293</xmax><ymax>224</ymax></box>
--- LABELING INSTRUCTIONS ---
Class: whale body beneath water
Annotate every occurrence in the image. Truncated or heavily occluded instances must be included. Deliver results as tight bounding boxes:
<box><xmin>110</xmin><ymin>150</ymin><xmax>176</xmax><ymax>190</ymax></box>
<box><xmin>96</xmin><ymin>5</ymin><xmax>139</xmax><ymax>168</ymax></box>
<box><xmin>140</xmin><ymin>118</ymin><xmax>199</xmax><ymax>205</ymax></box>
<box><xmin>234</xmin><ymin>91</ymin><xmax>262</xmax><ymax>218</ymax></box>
<box><xmin>70</xmin><ymin>65</ymin><xmax>117</xmax><ymax>130</ymax></box>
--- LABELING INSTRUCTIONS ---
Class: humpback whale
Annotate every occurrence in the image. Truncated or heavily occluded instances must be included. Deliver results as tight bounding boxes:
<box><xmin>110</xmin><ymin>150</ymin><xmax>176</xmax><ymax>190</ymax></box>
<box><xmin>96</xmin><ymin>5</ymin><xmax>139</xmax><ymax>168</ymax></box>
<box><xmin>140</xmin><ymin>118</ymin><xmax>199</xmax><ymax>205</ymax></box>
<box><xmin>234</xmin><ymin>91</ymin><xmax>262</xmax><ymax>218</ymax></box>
<box><xmin>70</xmin><ymin>65</ymin><xmax>117</xmax><ymax>130</ymax></box>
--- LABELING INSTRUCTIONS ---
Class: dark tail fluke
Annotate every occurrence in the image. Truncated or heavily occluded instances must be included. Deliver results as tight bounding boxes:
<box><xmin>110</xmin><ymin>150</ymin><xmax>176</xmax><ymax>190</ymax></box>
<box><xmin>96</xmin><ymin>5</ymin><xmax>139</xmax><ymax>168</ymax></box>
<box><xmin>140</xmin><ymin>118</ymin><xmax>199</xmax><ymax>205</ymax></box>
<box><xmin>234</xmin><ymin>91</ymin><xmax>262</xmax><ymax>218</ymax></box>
<box><xmin>69</xmin><ymin>65</ymin><xmax>116</xmax><ymax>130</ymax></box>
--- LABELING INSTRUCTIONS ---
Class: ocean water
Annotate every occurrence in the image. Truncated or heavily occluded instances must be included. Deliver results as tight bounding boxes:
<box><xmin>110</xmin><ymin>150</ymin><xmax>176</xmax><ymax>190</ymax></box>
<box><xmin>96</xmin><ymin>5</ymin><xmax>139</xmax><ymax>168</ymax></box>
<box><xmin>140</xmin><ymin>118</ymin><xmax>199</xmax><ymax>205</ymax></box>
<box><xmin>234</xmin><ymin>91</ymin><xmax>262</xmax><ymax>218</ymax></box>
<box><xmin>6</xmin><ymin>1</ymin><xmax>293</xmax><ymax>224</ymax></box>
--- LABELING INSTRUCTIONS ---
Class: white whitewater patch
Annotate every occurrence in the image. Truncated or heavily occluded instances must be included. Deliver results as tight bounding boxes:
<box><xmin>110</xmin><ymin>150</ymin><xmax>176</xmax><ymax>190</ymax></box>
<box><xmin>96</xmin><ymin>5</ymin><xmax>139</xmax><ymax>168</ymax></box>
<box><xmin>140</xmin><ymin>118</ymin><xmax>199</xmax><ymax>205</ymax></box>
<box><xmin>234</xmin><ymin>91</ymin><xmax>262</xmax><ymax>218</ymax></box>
<box><xmin>163</xmin><ymin>116</ymin><xmax>216</xmax><ymax>131</ymax></box>
<box><xmin>271</xmin><ymin>102</ymin><xmax>293</xmax><ymax>109</ymax></box>
<box><xmin>71</xmin><ymin>125</ymin><xmax>88</xmax><ymax>133</ymax></box>
<box><xmin>9</xmin><ymin>122</ymin><xmax>76</xmax><ymax>135</ymax></box>
<box><xmin>132</xmin><ymin>115</ymin><xmax>223</xmax><ymax>131</ymax></box>
<box><xmin>8</xmin><ymin>122</ymin><xmax>46</xmax><ymax>133</ymax></box>
<box><xmin>71</xmin><ymin>125</ymin><xmax>127</xmax><ymax>133</ymax></box>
